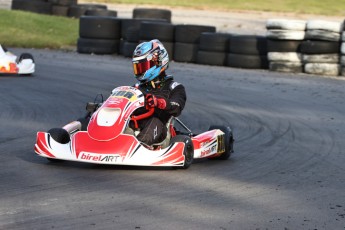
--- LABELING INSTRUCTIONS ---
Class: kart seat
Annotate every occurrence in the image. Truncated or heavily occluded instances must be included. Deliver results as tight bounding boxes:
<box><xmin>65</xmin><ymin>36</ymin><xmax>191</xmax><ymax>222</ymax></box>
<box><xmin>152</xmin><ymin>117</ymin><xmax>175</xmax><ymax>149</ymax></box>
<box><xmin>124</xmin><ymin>117</ymin><xmax>175</xmax><ymax>149</ymax></box>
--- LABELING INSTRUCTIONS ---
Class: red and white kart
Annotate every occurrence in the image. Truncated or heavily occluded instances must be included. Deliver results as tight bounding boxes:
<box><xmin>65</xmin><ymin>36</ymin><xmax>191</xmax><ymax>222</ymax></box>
<box><xmin>34</xmin><ymin>86</ymin><xmax>234</xmax><ymax>169</ymax></box>
<box><xmin>0</xmin><ymin>45</ymin><xmax>35</xmax><ymax>75</ymax></box>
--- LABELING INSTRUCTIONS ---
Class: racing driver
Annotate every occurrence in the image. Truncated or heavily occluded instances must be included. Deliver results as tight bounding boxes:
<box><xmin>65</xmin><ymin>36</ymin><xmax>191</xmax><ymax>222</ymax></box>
<box><xmin>131</xmin><ymin>39</ymin><xmax>187</xmax><ymax>146</ymax></box>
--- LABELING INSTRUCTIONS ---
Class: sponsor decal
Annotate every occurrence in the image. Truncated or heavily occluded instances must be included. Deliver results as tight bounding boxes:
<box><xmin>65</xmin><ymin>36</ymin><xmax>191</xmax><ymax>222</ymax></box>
<box><xmin>80</xmin><ymin>152</ymin><xmax>121</xmax><ymax>163</ymax></box>
<box><xmin>201</xmin><ymin>145</ymin><xmax>217</xmax><ymax>157</ymax></box>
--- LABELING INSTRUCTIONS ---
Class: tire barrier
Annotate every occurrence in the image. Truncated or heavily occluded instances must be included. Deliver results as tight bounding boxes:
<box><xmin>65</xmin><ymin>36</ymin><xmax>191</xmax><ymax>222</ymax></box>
<box><xmin>79</xmin><ymin>16</ymin><xmax>121</xmax><ymax>40</ymax></box>
<box><xmin>266</xmin><ymin>19</ymin><xmax>306</xmax><ymax>73</ymax></box>
<box><xmin>78</xmin><ymin>16</ymin><xmax>121</xmax><ymax>55</ymax></box>
<box><xmin>85</xmin><ymin>9</ymin><xmax>117</xmax><ymax>17</ymax></box>
<box><xmin>77</xmin><ymin>38</ymin><xmax>119</xmax><ymax>54</ymax></box>
<box><xmin>139</xmin><ymin>21</ymin><xmax>175</xmax><ymax>59</ymax></box>
<box><xmin>302</xmin><ymin>20</ymin><xmax>343</xmax><ymax>76</ymax></box>
<box><xmin>12</xmin><ymin>0</ymin><xmax>53</xmax><ymax>15</ymax></box>
<box><xmin>174</xmin><ymin>25</ymin><xmax>216</xmax><ymax>63</ymax></box>
<box><xmin>133</xmin><ymin>8</ymin><xmax>172</xmax><ymax>23</ymax></box>
<box><xmin>49</xmin><ymin>0</ymin><xmax>77</xmax><ymax>17</ymax></box>
<box><xmin>196</xmin><ymin>32</ymin><xmax>231</xmax><ymax>66</ymax></box>
<box><xmin>14</xmin><ymin>1</ymin><xmax>345</xmax><ymax>77</ymax></box>
<box><xmin>68</xmin><ymin>4</ymin><xmax>108</xmax><ymax>18</ymax></box>
<box><xmin>227</xmin><ymin>35</ymin><xmax>268</xmax><ymax>69</ymax></box>
<box><xmin>340</xmin><ymin>25</ymin><xmax>345</xmax><ymax>76</ymax></box>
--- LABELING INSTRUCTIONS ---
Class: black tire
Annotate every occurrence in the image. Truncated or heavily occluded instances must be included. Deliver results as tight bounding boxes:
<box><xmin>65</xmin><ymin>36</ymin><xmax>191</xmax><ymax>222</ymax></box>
<box><xmin>48</xmin><ymin>128</ymin><xmax>70</xmax><ymax>144</ymax></box>
<box><xmin>125</xmin><ymin>27</ymin><xmax>141</xmax><ymax>43</ymax></box>
<box><xmin>68</xmin><ymin>4</ymin><xmax>107</xmax><ymax>18</ymax></box>
<box><xmin>85</xmin><ymin>9</ymin><xmax>117</xmax><ymax>17</ymax></box>
<box><xmin>229</xmin><ymin>35</ymin><xmax>268</xmax><ymax>55</ymax></box>
<box><xmin>267</xmin><ymin>39</ymin><xmax>302</xmax><ymax>52</ymax></box>
<box><xmin>226</xmin><ymin>53</ymin><xmax>268</xmax><ymax>69</ymax></box>
<box><xmin>133</xmin><ymin>8</ymin><xmax>172</xmax><ymax>22</ymax></box>
<box><xmin>208</xmin><ymin>125</ymin><xmax>234</xmax><ymax>160</ymax></box>
<box><xmin>161</xmin><ymin>41</ymin><xmax>174</xmax><ymax>60</ymax></box>
<box><xmin>18</xmin><ymin>53</ymin><xmax>35</xmax><ymax>63</ymax></box>
<box><xmin>300</xmin><ymin>40</ymin><xmax>340</xmax><ymax>54</ymax></box>
<box><xmin>123</xmin><ymin>41</ymin><xmax>138</xmax><ymax>57</ymax></box>
<box><xmin>77</xmin><ymin>38</ymin><xmax>120</xmax><ymax>54</ymax></box>
<box><xmin>120</xmin><ymin>18</ymin><xmax>169</xmax><ymax>40</ymax></box>
<box><xmin>199</xmin><ymin>32</ymin><xmax>231</xmax><ymax>52</ymax></box>
<box><xmin>170</xmin><ymin>135</ymin><xmax>194</xmax><ymax>169</ymax></box>
<box><xmin>12</xmin><ymin>0</ymin><xmax>52</xmax><ymax>14</ymax></box>
<box><xmin>52</xmin><ymin>5</ymin><xmax>69</xmax><ymax>16</ymax></box>
<box><xmin>173</xmin><ymin>42</ymin><xmax>198</xmax><ymax>63</ymax></box>
<box><xmin>79</xmin><ymin>16</ymin><xmax>121</xmax><ymax>39</ymax></box>
<box><xmin>305</xmin><ymin>29</ymin><xmax>341</xmax><ymax>42</ymax></box>
<box><xmin>196</xmin><ymin>50</ymin><xmax>226</xmax><ymax>66</ymax></box>
<box><xmin>175</xmin><ymin>24</ymin><xmax>216</xmax><ymax>43</ymax></box>
<box><xmin>139</xmin><ymin>21</ymin><xmax>174</xmax><ymax>42</ymax></box>
<box><xmin>48</xmin><ymin>0</ymin><xmax>77</xmax><ymax>6</ymax></box>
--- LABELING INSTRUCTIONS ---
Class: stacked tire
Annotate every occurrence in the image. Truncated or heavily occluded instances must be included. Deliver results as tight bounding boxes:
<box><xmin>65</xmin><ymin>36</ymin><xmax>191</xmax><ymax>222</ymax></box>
<box><xmin>174</xmin><ymin>25</ymin><xmax>216</xmax><ymax>63</ymax></box>
<box><xmin>12</xmin><ymin>0</ymin><xmax>53</xmax><ymax>15</ymax></box>
<box><xmin>49</xmin><ymin>0</ymin><xmax>77</xmax><ymax>17</ymax></box>
<box><xmin>77</xmin><ymin>16</ymin><xmax>121</xmax><ymax>55</ymax></box>
<box><xmin>266</xmin><ymin>19</ymin><xmax>306</xmax><ymax>73</ymax></box>
<box><xmin>227</xmin><ymin>35</ymin><xmax>268</xmax><ymax>69</ymax></box>
<box><xmin>68</xmin><ymin>3</ymin><xmax>107</xmax><ymax>18</ymax></box>
<box><xmin>133</xmin><ymin>8</ymin><xmax>172</xmax><ymax>23</ymax></box>
<box><xmin>303</xmin><ymin>20</ymin><xmax>343</xmax><ymax>76</ymax></box>
<box><xmin>196</xmin><ymin>32</ymin><xmax>231</xmax><ymax>66</ymax></box>
<box><xmin>139</xmin><ymin>21</ymin><xmax>175</xmax><ymax>59</ymax></box>
<box><xmin>341</xmin><ymin>29</ymin><xmax>345</xmax><ymax>76</ymax></box>
<box><xmin>120</xmin><ymin>19</ymin><xmax>166</xmax><ymax>57</ymax></box>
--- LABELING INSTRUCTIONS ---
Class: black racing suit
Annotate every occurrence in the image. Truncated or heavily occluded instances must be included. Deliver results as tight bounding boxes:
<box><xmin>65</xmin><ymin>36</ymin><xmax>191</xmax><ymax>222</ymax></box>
<box><xmin>133</xmin><ymin>76</ymin><xmax>186</xmax><ymax>145</ymax></box>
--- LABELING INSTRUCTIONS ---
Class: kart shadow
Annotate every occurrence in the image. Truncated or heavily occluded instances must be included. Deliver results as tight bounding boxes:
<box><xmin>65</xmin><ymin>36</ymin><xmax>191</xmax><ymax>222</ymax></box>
<box><xmin>0</xmin><ymin>73</ymin><xmax>34</xmax><ymax>78</ymax></box>
<box><xmin>28</xmin><ymin>154</ymin><xmax>215</xmax><ymax>171</ymax></box>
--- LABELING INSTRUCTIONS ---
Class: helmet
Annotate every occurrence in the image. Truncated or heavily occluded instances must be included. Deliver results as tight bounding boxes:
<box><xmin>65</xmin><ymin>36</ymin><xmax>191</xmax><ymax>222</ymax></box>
<box><xmin>132</xmin><ymin>39</ymin><xmax>169</xmax><ymax>83</ymax></box>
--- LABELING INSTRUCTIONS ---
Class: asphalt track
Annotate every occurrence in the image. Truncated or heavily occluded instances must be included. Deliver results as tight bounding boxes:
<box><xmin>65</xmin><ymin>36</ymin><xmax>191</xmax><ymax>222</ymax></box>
<box><xmin>0</xmin><ymin>48</ymin><xmax>345</xmax><ymax>230</ymax></box>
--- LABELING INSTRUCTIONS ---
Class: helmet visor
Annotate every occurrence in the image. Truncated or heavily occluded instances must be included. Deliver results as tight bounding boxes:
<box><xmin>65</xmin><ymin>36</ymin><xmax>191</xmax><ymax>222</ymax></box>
<box><xmin>133</xmin><ymin>60</ymin><xmax>156</xmax><ymax>76</ymax></box>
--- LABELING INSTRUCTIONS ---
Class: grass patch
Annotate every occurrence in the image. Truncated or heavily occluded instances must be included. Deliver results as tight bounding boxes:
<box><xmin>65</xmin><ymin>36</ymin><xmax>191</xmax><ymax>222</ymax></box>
<box><xmin>0</xmin><ymin>9</ymin><xmax>78</xmax><ymax>49</ymax></box>
<box><xmin>84</xmin><ymin>0</ymin><xmax>345</xmax><ymax>16</ymax></box>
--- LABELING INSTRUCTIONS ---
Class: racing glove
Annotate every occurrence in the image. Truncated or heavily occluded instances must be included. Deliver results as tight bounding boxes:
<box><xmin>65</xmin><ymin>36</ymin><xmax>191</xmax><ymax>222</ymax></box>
<box><xmin>146</xmin><ymin>94</ymin><xmax>167</xmax><ymax>110</ymax></box>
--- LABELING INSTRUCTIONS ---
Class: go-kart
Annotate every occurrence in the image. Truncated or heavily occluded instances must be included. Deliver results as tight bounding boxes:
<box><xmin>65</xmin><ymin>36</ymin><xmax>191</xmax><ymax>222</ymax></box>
<box><xmin>34</xmin><ymin>86</ymin><xmax>234</xmax><ymax>169</ymax></box>
<box><xmin>0</xmin><ymin>45</ymin><xmax>35</xmax><ymax>75</ymax></box>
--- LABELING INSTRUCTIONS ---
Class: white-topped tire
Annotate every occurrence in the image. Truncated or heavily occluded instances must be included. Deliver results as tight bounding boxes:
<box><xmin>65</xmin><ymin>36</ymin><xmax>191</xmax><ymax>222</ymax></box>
<box><xmin>307</xmin><ymin>20</ymin><xmax>344</xmax><ymax>33</ymax></box>
<box><xmin>304</xmin><ymin>63</ymin><xmax>340</xmax><ymax>76</ymax></box>
<box><xmin>269</xmin><ymin>62</ymin><xmax>303</xmax><ymax>73</ymax></box>
<box><xmin>302</xmin><ymin>54</ymin><xmax>339</xmax><ymax>64</ymax></box>
<box><xmin>268</xmin><ymin>52</ymin><xmax>302</xmax><ymax>62</ymax></box>
<box><xmin>266</xmin><ymin>19</ymin><xmax>306</xmax><ymax>31</ymax></box>
<box><xmin>266</xmin><ymin>30</ymin><xmax>305</xmax><ymax>40</ymax></box>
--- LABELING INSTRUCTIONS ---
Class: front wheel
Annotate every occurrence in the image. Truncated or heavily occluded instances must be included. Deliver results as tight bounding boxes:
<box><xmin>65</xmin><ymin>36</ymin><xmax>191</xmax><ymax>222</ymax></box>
<box><xmin>170</xmin><ymin>135</ymin><xmax>194</xmax><ymax>169</ymax></box>
<box><xmin>208</xmin><ymin>125</ymin><xmax>234</xmax><ymax>160</ymax></box>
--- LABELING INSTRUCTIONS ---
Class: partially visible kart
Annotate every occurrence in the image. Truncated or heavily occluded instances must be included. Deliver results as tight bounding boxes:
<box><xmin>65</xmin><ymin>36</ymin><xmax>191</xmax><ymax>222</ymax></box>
<box><xmin>35</xmin><ymin>86</ymin><xmax>234</xmax><ymax>169</ymax></box>
<box><xmin>0</xmin><ymin>45</ymin><xmax>35</xmax><ymax>75</ymax></box>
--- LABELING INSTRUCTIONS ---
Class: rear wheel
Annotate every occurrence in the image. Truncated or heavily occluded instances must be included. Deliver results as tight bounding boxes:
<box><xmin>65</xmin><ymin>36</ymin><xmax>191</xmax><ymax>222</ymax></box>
<box><xmin>170</xmin><ymin>135</ymin><xmax>194</xmax><ymax>169</ymax></box>
<box><xmin>208</xmin><ymin>125</ymin><xmax>234</xmax><ymax>160</ymax></box>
